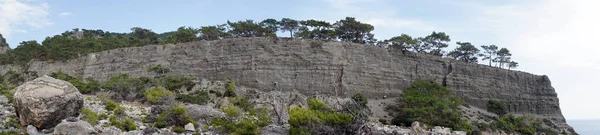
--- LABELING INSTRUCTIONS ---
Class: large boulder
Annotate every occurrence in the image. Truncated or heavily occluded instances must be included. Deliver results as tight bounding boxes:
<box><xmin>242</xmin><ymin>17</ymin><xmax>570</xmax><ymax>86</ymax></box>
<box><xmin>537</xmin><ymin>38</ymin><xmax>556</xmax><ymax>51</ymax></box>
<box><xmin>13</xmin><ymin>75</ymin><xmax>83</xmax><ymax>129</ymax></box>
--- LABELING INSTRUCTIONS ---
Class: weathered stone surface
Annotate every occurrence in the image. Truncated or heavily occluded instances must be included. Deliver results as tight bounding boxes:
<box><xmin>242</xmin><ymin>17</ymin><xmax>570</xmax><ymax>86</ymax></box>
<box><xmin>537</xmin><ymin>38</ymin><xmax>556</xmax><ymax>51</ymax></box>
<box><xmin>12</xmin><ymin>75</ymin><xmax>83</xmax><ymax>129</ymax></box>
<box><xmin>184</xmin><ymin>123</ymin><xmax>195</xmax><ymax>132</ymax></box>
<box><xmin>53</xmin><ymin>120</ymin><xmax>97</xmax><ymax>135</ymax></box>
<box><xmin>0</xmin><ymin>37</ymin><xmax>573</xmax><ymax>132</ymax></box>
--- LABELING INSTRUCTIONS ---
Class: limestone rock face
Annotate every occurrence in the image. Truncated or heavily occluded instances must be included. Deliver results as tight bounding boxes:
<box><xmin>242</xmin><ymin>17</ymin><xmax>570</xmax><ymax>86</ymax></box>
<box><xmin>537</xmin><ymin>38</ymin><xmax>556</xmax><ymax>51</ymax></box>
<box><xmin>13</xmin><ymin>75</ymin><xmax>83</xmax><ymax>129</ymax></box>
<box><xmin>0</xmin><ymin>37</ymin><xmax>574</xmax><ymax>132</ymax></box>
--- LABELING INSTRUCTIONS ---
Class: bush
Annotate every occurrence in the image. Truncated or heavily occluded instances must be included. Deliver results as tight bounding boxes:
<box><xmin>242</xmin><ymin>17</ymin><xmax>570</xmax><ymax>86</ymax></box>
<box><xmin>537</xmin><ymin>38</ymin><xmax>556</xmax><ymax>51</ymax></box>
<box><xmin>102</xmin><ymin>74</ymin><xmax>145</xmax><ymax>100</ymax></box>
<box><xmin>487</xmin><ymin>100</ymin><xmax>508</xmax><ymax>116</ymax></box>
<box><xmin>176</xmin><ymin>91</ymin><xmax>209</xmax><ymax>105</ymax></box>
<box><xmin>105</xmin><ymin>100</ymin><xmax>119</xmax><ymax>111</ymax></box>
<box><xmin>162</xmin><ymin>76</ymin><xmax>195</xmax><ymax>91</ymax></box>
<box><xmin>392</xmin><ymin>80</ymin><xmax>472</xmax><ymax>133</ymax></box>
<box><xmin>144</xmin><ymin>87</ymin><xmax>173</xmax><ymax>105</ymax></box>
<box><xmin>211</xmin><ymin>97</ymin><xmax>271</xmax><ymax>135</ymax></box>
<box><xmin>81</xmin><ymin>108</ymin><xmax>99</xmax><ymax>125</ymax></box>
<box><xmin>351</xmin><ymin>93</ymin><xmax>368</xmax><ymax>107</ymax></box>
<box><xmin>154</xmin><ymin>107</ymin><xmax>196</xmax><ymax>128</ymax></box>
<box><xmin>50</xmin><ymin>71</ymin><xmax>100</xmax><ymax>94</ymax></box>
<box><xmin>288</xmin><ymin>98</ymin><xmax>354</xmax><ymax>135</ymax></box>
<box><xmin>111</xmin><ymin>116</ymin><xmax>136</xmax><ymax>131</ymax></box>
<box><xmin>173</xmin><ymin>126</ymin><xmax>186</xmax><ymax>133</ymax></box>
<box><xmin>224</xmin><ymin>81</ymin><xmax>236</xmax><ymax>97</ymax></box>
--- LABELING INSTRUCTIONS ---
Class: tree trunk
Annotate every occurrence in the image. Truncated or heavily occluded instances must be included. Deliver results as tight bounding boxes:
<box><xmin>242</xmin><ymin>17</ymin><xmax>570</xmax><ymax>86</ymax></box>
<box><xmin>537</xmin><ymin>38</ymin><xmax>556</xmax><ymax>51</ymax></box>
<box><xmin>290</xmin><ymin>31</ymin><xmax>293</xmax><ymax>38</ymax></box>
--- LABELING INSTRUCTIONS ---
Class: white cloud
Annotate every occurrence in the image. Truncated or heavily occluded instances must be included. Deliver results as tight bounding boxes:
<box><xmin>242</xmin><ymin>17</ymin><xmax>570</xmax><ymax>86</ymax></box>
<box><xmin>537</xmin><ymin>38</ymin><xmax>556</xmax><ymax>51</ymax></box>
<box><xmin>58</xmin><ymin>12</ymin><xmax>71</xmax><ymax>17</ymax></box>
<box><xmin>318</xmin><ymin>0</ymin><xmax>436</xmax><ymax>40</ymax></box>
<box><xmin>0</xmin><ymin>0</ymin><xmax>52</xmax><ymax>38</ymax></box>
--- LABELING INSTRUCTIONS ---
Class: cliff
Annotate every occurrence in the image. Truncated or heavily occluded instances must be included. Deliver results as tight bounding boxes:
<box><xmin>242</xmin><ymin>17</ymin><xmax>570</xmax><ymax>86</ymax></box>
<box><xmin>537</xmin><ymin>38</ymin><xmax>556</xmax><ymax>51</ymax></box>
<box><xmin>0</xmin><ymin>37</ymin><xmax>573</xmax><ymax>131</ymax></box>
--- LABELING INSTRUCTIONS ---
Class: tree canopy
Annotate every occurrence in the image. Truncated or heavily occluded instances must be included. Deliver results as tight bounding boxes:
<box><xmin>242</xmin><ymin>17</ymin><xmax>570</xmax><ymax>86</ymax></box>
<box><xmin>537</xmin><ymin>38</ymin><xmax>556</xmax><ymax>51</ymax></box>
<box><xmin>448</xmin><ymin>42</ymin><xmax>480</xmax><ymax>63</ymax></box>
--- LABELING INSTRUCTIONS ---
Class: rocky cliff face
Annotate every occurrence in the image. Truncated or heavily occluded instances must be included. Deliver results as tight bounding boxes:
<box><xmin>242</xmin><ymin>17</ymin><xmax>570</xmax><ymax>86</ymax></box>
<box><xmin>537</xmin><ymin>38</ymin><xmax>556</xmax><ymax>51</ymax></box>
<box><xmin>0</xmin><ymin>37</ymin><xmax>573</xmax><ymax>131</ymax></box>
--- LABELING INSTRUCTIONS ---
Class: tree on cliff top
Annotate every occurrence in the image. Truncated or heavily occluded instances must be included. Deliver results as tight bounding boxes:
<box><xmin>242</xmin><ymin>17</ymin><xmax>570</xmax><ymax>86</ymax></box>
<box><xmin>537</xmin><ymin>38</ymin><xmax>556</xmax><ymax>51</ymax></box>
<box><xmin>494</xmin><ymin>48</ymin><xmax>512</xmax><ymax>68</ymax></box>
<box><xmin>333</xmin><ymin>17</ymin><xmax>376</xmax><ymax>44</ymax></box>
<box><xmin>479</xmin><ymin>45</ymin><xmax>499</xmax><ymax>66</ymax></box>
<box><xmin>199</xmin><ymin>24</ymin><xmax>230</xmax><ymax>40</ymax></box>
<box><xmin>296</xmin><ymin>19</ymin><xmax>336</xmax><ymax>41</ymax></box>
<box><xmin>0</xmin><ymin>33</ymin><xmax>8</xmax><ymax>47</ymax></box>
<box><xmin>169</xmin><ymin>26</ymin><xmax>199</xmax><ymax>43</ymax></box>
<box><xmin>447</xmin><ymin>41</ymin><xmax>480</xmax><ymax>63</ymax></box>
<box><xmin>280</xmin><ymin>18</ymin><xmax>300</xmax><ymax>38</ymax></box>
<box><xmin>412</xmin><ymin>31</ymin><xmax>451</xmax><ymax>56</ymax></box>
<box><xmin>382</xmin><ymin>34</ymin><xmax>417</xmax><ymax>53</ymax></box>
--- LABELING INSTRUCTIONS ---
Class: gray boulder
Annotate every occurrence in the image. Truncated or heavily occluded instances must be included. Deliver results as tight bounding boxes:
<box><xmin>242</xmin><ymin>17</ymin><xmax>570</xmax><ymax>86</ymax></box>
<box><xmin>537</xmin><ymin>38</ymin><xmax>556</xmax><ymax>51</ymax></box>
<box><xmin>184</xmin><ymin>104</ymin><xmax>225</xmax><ymax>124</ymax></box>
<box><xmin>13</xmin><ymin>75</ymin><xmax>83</xmax><ymax>129</ymax></box>
<box><xmin>53</xmin><ymin>121</ymin><xmax>97</xmax><ymax>135</ymax></box>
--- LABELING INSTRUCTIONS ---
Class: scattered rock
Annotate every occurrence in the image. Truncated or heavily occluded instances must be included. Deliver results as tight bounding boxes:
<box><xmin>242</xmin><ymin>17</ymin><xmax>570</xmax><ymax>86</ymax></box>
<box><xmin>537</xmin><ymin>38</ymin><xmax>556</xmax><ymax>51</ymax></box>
<box><xmin>185</xmin><ymin>123</ymin><xmax>195</xmax><ymax>132</ymax></box>
<box><xmin>184</xmin><ymin>104</ymin><xmax>225</xmax><ymax>123</ymax></box>
<box><xmin>13</xmin><ymin>75</ymin><xmax>83</xmax><ymax>129</ymax></box>
<box><xmin>100</xmin><ymin>126</ymin><xmax>122</xmax><ymax>135</ymax></box>
<box><xmin>26</xmin><ymin>125</ymin><xmax>38</xmax><ymax>135</ymax></box>
<box><xmin>261</xmin><ymin>124</ymin><xmax>288</xmax><ymax>135</ymax></box>
<box><xmin>53</xmin><ymin>121</ymin><xmax>97</xmax><ymax>135</ymax></box>
<box><xmin>142</xmin><ymin>127</ymin><xmax>160</xmax><ymax>134</ymax></box>
<box><xmin>411</xmin><ymin>121</ymin><xmax>425</xmax><ymax>133</ymax></box>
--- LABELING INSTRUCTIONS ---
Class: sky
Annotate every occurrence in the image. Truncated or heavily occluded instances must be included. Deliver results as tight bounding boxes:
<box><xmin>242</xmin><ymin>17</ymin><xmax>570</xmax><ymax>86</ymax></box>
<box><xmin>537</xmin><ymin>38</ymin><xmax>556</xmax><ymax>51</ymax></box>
<box><xmin>0</xmin><ymin>0</ymin><xmax>597</xmax><ymax>120</ymax></box>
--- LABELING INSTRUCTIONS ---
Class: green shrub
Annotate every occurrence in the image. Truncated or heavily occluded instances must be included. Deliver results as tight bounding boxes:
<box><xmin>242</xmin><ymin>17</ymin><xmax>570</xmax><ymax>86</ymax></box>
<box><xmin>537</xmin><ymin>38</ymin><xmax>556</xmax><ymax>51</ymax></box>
<box><xmin>176</xmin><ymin>91</ymin><xmax>209</xmax><ymax>105</ymax></box>
<box><xmin>162</xmin><ymin>76</ymin><xmax>195</xmax><ymax>91</ymax></box>
<box><xmin>351</xmin><ymin>93</ymin><xmax>368</xmax><ymax>107</ymax></box>
<box><xmin>211</xmin><ymin>97</ymin><xmax>271</xmax><ymax>135</ymax></box>
<box><xmin>148</xmin><ymin>64</ymin><xmax>170</xmax><ymax>75</ymax></box>
<box><xmin>230</xmin><ymin>97</ymin><xmax>251</xmax><ymax>111</ymax></box>
<box><xmin>99</xmin><ymin>113</ymin><xmax>109</xmax><ymax>119</ymax></box>
<box><xmin>81</xmin><ymin>108</ymin><xmax>99</xmax><ymax>125</ymax></box>
<box><xmin>173</xmin><ymin>126</ymin><xmax>186</xmax><ymax>133</ymax></box>
<box><xmin>223</xmin><ymin>105</ymin><xmax>242</xmax><ymax>118</ymax></box>
<box><xmin>113</xmin><ymin>106</ymin><xmax>126</xmax><ymax>116</ymax></box>
<box><xmin>144</xmin><ymin>87</ymin><xmax>173</xmax><ymax>105</ymax></box>
<box><xmin>288</xmin><ymin>98</ymin><xmax>354</xmax><ymax>135</ymax></box>
<box><xmin>50</xmin><ymin>71</ymin><xmax>100</xmax><ymax>94</ymax></box>
<box><xmin>105</xmin><ymin>100</ymin><xmax>119</xmax><ymax>111</ymax></box>
<box><xmin>392</xmin><ymin>80</ymin><xmax>472</xmax><ymax>133</ymax></box>
<box><xmin>487</xmin><ymin>100</ymin><xmax>508</xmax><ymax>116</ymax></box>
<box><xmin>224</xmin><ymin>81</ymin><xmax>236</xmax><ymax>97</ymax></box>
<box><xmin>102</xmin><ymin>74</ymin><xmax>145</xmax><ymax>100</ymax></box>
<box><xmin>154</xmin><ymin>107</ymin><xmax>196</xmax><ymax>128</ymax></box>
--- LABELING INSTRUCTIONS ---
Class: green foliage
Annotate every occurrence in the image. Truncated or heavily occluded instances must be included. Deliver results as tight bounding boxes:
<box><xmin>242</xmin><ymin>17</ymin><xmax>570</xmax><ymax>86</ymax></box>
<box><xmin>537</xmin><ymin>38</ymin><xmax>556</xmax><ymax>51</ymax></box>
<box><xmin>144</xmin><ymin>87</ymin><xmax>173</xmax><ymax>105</ymax></box>
<box><xmin>199</xmin><ymin>24</ymin><xmax>230</xmax><ymax>40</ymax></box>
<box><xmin>448</xmin><ymin>42</ymin><xmax>480</xmax><ymax>63</ymax></box>
<box><xmin>487</xmin><ymin>100</ymin><xmax>508</xmax><ymax>116</ymax></box>
<box><xmin>176</xmin><ymin>91</ymin><xmax>209</xmax><ymax>105</ymax></box>
<box><xmin>161</xmin><ymin>76</ymin><xmax>195</xmax><ymax>91</ymax></box>
<box><xmin>173</xmin><ymin>126</ymin><xmax>186</xmax><ymax>133</ymax></box>
<box><xmin>392</xmin><ymin>80</ymin><xmax>472</xmax><ymax>132</ymax></box>
<box><xmin>351</xmin><ymin>93</ymin><xmax>368</xmax><ymax>107</ymax></box>
<box><xmin>288</xmin><ymin>98</ymin><xmax>354</xmax><ymax>135</ymax></box>
<box><xmin>333</xmin><ymin>17</ymin><xmax>375</xmax><ymax>44</ymax></box>
<box><xmin>211</xmin><ymin>97</ymin><xmax>271</xmax><ymax>135</ymax></box>
<box><xmin>414</xmin><ymin>31</ymin><xmax>451</xmax><ymax>56</ymax></box>
<box><xmin>224</xmin><ymin>81</ymin><xmax>236</xmax><ymax>97</ymax></box>
<box><xmin>147</xmin><ymin>64</ymin><xmax>170</xmax><ymax>75</ymax></box>
<box><xmin>296</xmin><ymin>19</ymin><xmax>336</xmax><ymax>40</ymax></box>
<box><xmin>280</xmin><ymin>18</ymin><xmax>300</xmax><ymax>38</ymax></box>
<box><xmin>102</xmin><ymin>74</ymin><xmax>145</xmax><ymax>100</ymax></box>
<box><xmin>0</xmin><ymin>33</ymin><xmax>8</xmax><ymax>47</ymax></box>
<box><xmin>154</xmin><ymin>107</ymin><xmax>196</xmax><ymax>128</ymax></box>
<box><xmin>105</xmin><ymin>100</ymin><xmax>119</xmax><ymax>111</ymax></box>
<box><xmin>81</xmin><ymin>108</ymin><xmax>100</xmax><ymax>125</ymax></box>
<box><xmin>50</xmin><ymin>71</ymin><xmax>100</xmax><ymax>94</ymax></box>
<box><xmin>169</xmin><ymin>26</ymin><xmax>199</xmax><ymax>43</ymax></box>
<box><xmin>479</xmin><ymin>45</ymin><xmax>499</xmax><ymax>66</ymax></box>
<box><xmin>111</xmin><ymin>116</ymin><xmax>136</xmax><ymax>131</ymax></box>
<box><xmin>381</xmin><ymin>34</ymin><xmax>417</xmax><ymax>52</ymax></box>
<box><xmin>227</xmin><ymin>20</ymin><xmax>275</xmax><ymax>38</ymax></box>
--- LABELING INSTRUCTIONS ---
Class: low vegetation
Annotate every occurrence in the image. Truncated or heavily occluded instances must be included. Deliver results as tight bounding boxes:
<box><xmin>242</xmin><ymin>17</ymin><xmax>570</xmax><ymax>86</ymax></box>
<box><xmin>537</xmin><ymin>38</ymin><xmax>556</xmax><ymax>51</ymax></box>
<box><xmin>176</xmin><ymin>91</ymin><xmax>209</xmax><ymax>105</ymax></box>
<box><xmin>288</xmin><ymin>98</ymin><xmax>354</xmax><ymax>135</ymax></box>
<box><xmin>81</xmin><ymin>108</ymin><xmax>100</xmax><ymax>125</ymax></box>
<box><xmin>210</xmin><ymin>97</ymin><xmax>272</xmax><ymax>135</ymax></box>
<box><xmin>144</xmin><ymin>87</ymin><xmax>173</xmax><ymax>105</ymax></box>
<box><xmin>390</xmin><ymin>80</ymin><xmax>473</xmax><ymax>133</ymax></box>
<box><xmin>487</xmin><ymin>100</ymin><xmax>508</xmax><ymax>116</ymax></box>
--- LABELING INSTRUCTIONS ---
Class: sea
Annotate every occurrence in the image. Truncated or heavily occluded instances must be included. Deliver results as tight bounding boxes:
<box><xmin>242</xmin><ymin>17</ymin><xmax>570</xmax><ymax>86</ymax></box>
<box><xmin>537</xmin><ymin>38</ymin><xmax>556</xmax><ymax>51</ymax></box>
<box><xmin>568</xmin><ymin>119</ymin><xmax>600</xmax><ymax>135</ymax></box>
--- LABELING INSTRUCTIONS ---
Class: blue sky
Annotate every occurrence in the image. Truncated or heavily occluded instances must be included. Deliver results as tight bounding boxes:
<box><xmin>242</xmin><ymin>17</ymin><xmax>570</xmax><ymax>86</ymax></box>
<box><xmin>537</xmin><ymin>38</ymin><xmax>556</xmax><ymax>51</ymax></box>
<box><xmin>1</xmin><ymin>0</ymin><xmax>598</xmax><ymax>120</ymax></box>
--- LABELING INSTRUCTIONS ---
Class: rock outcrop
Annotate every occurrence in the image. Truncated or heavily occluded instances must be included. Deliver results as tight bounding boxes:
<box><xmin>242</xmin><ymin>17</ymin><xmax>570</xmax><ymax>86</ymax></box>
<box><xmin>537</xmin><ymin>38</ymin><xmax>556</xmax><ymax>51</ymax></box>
<box><xmin>0</xmin><ymin>37</ymin><xmax>574</xmax><ymax>132</ymax></box>
<box><xmin>53</xmin><ymin>120</ymin><xmax>97</xmax><ymax>135</ymax></box>
<box><xmin>12</xmin><ymin>75</ymin><xmax>84</xmax><ymax>129</ymax></box>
